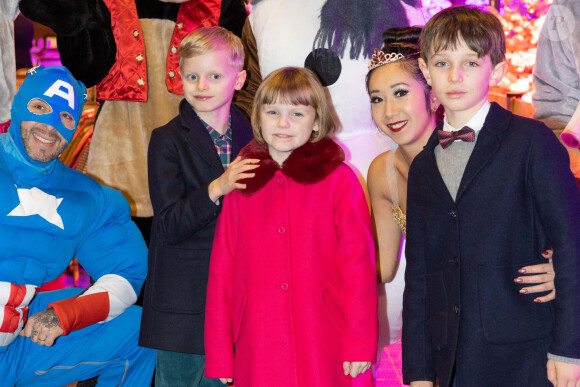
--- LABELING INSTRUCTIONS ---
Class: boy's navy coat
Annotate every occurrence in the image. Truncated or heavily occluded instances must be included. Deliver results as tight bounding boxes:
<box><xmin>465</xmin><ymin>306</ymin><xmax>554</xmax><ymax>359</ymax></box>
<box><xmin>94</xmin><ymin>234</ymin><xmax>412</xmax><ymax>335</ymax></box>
<box><xmin>139</xmin><ymin>99</ymin><xmax>253</xmax><ymax>354</ymax></box>
<box><xmin>402</xmin><ymin>103</ymin><xmax>580</xmax><ymax>387</ymax></box>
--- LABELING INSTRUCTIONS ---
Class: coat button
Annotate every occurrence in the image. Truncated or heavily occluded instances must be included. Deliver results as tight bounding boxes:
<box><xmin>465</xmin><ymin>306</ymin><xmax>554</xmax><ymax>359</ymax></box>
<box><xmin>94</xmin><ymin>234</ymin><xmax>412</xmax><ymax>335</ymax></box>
<box><xmin>277</xmin><ymin>226</ymin><xmax>285</xmax><ymax>234</ymax></box>
<box><xmin>281</xmin><ymin>283</ymin><xmax>288</xmax><ymax>290</ymax></box>
<box><xmin>449</xmin><ymin>210</ymin><xmax>457</xmax><ymax>217</ymax></box>
<box><xmin>276</xmin><ymin>176</ymin><xmax>283</xmax><ymax>184</ymax></box>
<box><xmin>454</xmin><ymin>304</ymin><xmax>459</xmax><ymax>314</ymax></box>
<box><xmin>137</xmin><ymin>78</ymin><xmax>145</xmax><ymax>86</ymax></box>
<box><xmin>177</xmin><ymin>22</ymin><xmax>183</xmax><ymax>29</ymax></box>
<box><xmin>168</xmin><ymin>71</ymin><xmax>176</xmax><ymax>78</ymax></box>
<box><xmin>170</xmin><ymin>46</ymin><xmax>178</xmax><ymax>54</ymax></box>
<box><xmin>133</xmin><ymin>30</ymin><xmax>139</xmax><ymax>38</ymax></box>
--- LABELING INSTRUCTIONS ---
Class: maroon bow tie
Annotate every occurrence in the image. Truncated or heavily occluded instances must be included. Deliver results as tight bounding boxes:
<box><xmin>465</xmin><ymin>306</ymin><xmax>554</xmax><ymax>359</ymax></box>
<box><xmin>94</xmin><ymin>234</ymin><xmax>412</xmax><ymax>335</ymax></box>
<box><xmin>437</xmin><ymin>126</ymin><xmax>476</xmax><ymax>149</ymax></box>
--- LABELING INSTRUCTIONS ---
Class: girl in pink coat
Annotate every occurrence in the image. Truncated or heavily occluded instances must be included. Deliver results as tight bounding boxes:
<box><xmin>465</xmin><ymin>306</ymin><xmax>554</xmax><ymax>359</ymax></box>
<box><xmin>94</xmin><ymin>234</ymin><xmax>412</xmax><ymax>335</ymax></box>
<box><xmin>205</xmin><ymin>67</ymin><xmax>378</xmax><ymax>386</ymax></box>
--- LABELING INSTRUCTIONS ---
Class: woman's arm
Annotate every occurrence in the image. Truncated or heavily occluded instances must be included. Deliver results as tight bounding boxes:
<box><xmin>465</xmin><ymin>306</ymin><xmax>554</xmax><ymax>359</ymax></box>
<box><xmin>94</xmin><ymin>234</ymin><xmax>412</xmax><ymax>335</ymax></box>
<box><xmin>516</xmin><ymin>250</ymin><xmax>555</xmax><ymax>302</ymax></box>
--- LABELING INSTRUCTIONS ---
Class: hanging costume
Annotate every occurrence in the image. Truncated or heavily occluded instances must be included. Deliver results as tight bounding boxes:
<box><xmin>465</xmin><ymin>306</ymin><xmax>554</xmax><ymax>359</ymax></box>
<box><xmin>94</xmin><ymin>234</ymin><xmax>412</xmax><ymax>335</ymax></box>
<box><xmin>0</xmin><ymin>66</ymin><xmax>155</xmax><ymax>386</ymax></box>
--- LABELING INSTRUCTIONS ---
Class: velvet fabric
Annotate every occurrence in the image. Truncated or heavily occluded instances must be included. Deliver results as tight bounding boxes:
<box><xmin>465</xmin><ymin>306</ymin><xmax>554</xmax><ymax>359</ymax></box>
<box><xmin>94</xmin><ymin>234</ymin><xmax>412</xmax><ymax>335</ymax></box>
<box><xmin>205</xmin><ymin>138</ymin><xmax>378</xmax><ymax>386</ymax></box>
<box><xmin>237</xmin><ymin>137</ymin><xmax>345</xmax><ymax>195</ymax></box>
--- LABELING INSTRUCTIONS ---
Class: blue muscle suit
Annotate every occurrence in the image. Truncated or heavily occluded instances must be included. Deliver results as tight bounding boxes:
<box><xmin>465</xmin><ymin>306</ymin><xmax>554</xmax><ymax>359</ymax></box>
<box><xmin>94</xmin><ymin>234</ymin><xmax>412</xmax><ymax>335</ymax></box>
<box><xmin>0</xmin><ymin>66</ymin><xmax>155</xmax><ymax>386</ymax></box>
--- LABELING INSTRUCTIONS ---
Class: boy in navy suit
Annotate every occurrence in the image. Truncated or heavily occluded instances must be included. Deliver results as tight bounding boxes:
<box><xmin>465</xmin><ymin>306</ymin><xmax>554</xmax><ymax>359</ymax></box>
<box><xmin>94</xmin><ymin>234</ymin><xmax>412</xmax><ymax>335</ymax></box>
<box><xmin>402</xmin><ymin>6</ymin><xmax>580</xmax><ymax>387</ymax></box>
<box><xmin>139</xmin><ymin>27</ymin><xmax>257</xmax><ymax>386</ymax></box>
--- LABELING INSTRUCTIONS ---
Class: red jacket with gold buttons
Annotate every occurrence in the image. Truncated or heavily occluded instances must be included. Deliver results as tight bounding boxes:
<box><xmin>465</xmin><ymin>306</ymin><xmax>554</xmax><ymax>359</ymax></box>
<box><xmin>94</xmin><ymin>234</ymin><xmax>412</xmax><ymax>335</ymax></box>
<box><xmin>97</xmin><ymin>0</ymin><xmax>222</xmax><ymax>102</ymax></box>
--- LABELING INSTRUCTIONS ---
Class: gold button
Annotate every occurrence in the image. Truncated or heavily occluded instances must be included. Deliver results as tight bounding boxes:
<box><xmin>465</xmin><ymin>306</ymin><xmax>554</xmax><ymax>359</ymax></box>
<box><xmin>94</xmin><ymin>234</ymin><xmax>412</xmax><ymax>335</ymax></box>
<box><xmin>177</xmin><ymin>22</ymin><xmax>183</xmax><ymax>29</ymax></box>
<box><xmin>133</xmin><ymin>30</ymin><xmax>139</xmax><ymax>38</ymax></box>
<box><xmin>136</xmin><ymin>54</ymin><xmax>144</xmax><ymax>62</ymax></box>
<box><xmin>168</xmin><ymin>71</ymin><xmax>175</xmax><ymax>78</ymax></box>
<box><xmin>170</xmin><ymin>46</ymin><xmax>178</xmax><ymax>54</ymax></box>
<box><xmin>137</xmin><ymin>78</ymin><xmax>145</xmax><ymax>86</ymax></box>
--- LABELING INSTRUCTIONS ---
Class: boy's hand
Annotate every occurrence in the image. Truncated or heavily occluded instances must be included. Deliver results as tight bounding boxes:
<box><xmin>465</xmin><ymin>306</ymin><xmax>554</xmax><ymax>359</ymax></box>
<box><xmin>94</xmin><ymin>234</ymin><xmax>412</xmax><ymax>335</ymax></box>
<box><xmin>208</xmin><ymin>157</ymin><xmax>259</xmax><ymax>202</ymax></box>
<box><xmin>515</xmin><ymin>250</ymin><xmax>555</xmax><ymax>303</ymax></box>
<box><xmin>218</xmin><ymin>378</ymin><xmax>233</xmax><ymax>385</ymax></box>
<box><xmin>547</xmin><ymin>359</ymin><xmax>580</xmax><ymax>386</ymax></box>
<box><xmin>343</xmin><ymin>361</ymin><xmax>371</xmax><ymax>378</ymax></box>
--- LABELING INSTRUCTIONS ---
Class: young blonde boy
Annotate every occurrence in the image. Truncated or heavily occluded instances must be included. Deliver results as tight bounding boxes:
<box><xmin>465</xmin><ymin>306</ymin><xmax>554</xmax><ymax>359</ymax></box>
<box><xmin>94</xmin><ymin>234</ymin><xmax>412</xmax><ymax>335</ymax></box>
<box><xmin>403</xmin><ymin>6</ymin><xmax>580</xmax><ymax>387</ymax></box>
<box><xmin>139</xmin><ymin>26</ymin><xmax>257</xmax><ymax>386</ymax></box>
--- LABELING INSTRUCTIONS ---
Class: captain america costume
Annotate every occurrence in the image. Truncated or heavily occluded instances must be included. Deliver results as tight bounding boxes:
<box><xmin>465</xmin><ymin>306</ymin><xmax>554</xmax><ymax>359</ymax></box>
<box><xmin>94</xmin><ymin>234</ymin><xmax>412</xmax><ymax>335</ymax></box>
<box><xmin>0</xmin><ymin>66</ymin><xmax>155</xmax><ymax>386</ymax></box>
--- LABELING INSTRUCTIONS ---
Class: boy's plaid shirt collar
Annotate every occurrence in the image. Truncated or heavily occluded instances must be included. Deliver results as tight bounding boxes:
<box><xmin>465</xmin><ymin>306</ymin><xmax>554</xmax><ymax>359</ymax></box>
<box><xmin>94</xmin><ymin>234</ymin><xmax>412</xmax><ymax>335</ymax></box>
<box><xmin>200</xmin><ymin>115</ymin><xmax>232</xmax><ymax>169</ymax></box>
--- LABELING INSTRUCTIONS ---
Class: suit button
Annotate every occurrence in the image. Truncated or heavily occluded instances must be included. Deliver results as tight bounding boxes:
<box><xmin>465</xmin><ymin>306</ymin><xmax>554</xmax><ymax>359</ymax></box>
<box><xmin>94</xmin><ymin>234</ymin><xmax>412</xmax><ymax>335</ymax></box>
<box><xmin>449</xmin><ymin>210</ymin><xmax>457</xmax><ymax>217</ymax></box>
<box><xmin>454</xmin><ymin>304</ymin><xmax>459</xmax><ymax>314</ymax></box>
<box><xmin>281</xmin><ymin>283</ymin><xmax>289</xmax><ymax>290</ymax></box>
<box><xmin>277</xmin><ymin>226</ymin><xmax>286</xmax><ymax>234</ymax></box>
<box><xmin>452</xmin><ymin>255</ymin><xmax>459</xmax><ymax>264</ymax></box>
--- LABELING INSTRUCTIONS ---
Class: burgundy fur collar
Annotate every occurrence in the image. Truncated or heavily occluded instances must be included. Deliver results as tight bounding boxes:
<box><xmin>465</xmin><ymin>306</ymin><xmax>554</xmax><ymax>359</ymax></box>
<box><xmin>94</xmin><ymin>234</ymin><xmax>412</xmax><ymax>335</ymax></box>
<box><xmin>238</xmin><ymin>138</ymin><xmax>345</xmax><ymax>196</ymax></box>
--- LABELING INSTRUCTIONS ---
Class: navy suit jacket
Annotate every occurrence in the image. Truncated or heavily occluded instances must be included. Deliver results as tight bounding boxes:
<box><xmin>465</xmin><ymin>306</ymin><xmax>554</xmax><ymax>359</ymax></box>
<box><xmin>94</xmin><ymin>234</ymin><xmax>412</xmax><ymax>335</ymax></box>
<box><xmin>139</xmin><ymin>99</ymin><xmax>253</xmax><ymax>354</ymax></box>
<box><xmin>402</xmin><ymin>103</ymin><xmax>580</xmax><ymax>387</ymax></box>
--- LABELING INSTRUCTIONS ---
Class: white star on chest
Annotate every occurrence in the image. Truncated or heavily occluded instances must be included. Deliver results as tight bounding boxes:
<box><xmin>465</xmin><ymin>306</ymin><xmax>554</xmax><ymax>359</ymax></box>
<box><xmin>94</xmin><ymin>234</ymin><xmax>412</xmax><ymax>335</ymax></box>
<box><xmin>8</xmin><ymin>185</ymin><xmax>64</xmax><ymax>229</ymax></box>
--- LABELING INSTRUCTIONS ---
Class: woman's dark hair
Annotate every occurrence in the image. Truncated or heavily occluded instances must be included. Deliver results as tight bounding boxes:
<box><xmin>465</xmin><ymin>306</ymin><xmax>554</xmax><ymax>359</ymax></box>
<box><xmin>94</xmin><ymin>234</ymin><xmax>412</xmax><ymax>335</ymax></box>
<box><xmin>367</xmin><ymin>26</ymin><xmax>444</xmax><ymax>122</ymax></box>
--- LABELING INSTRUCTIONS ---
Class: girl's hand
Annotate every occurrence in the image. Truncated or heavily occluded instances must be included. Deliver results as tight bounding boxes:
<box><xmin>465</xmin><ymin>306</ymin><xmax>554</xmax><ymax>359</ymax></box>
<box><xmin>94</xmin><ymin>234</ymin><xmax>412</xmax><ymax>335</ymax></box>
<box><xmin>343</xmin><ymin>361</ymin><xmax>371</xmax><ymax>378</ymax></box>
<box><xmin>218</xmin><ymin>378</ymin><xmax>233</xmax><ymax>385</ymax></box>
<box><xmin>515</xmin><ymin>250</ymin><xmax>555</xmax><ymax>303</ymax></box>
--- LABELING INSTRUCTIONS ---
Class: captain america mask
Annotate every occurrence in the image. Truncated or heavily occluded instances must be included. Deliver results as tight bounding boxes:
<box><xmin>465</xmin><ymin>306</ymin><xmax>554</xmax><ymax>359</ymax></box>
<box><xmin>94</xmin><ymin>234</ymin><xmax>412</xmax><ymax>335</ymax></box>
<box><xmin>9</xmin><ymin>66</ymin><xmax>86</xmax><ymax>165</ymax></box>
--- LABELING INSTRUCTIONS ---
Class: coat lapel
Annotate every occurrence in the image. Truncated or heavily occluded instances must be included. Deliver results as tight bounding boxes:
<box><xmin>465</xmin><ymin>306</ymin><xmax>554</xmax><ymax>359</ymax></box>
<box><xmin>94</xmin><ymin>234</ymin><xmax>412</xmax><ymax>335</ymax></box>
<box><xmin>179</xmin><ymin>99</ymin><xmax>225</xmax><ymax>173</ymax></box>
<box><xmin>455</xmin><ymin>103</ymin><xmax>511</xmax><ymax>201</ymax></box>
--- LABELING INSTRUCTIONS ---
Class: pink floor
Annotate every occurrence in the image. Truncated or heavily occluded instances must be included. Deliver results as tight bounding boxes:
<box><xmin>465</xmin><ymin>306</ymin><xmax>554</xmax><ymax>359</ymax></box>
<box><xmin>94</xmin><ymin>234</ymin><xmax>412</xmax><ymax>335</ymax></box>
<box><xmin>375</xmin><ymin>342</ymin><xmax>406</xmax><ymax>386</ymax></box>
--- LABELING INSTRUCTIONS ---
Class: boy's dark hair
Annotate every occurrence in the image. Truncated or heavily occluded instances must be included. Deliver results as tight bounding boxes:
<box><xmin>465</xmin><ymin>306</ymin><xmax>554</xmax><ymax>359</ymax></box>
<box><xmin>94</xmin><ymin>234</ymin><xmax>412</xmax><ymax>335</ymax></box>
<box><xmin>420</xmin><ymin>6</ymin><xmax>506</xmax><ymax>66</ymax></box>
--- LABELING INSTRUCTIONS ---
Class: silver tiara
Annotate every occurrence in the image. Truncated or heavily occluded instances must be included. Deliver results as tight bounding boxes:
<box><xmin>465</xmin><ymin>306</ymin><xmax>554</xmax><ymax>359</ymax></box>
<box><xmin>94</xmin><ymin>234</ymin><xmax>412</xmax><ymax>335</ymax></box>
<box><xmin>368</xmin><ymin>49</ymin><xmax>419</xmax><ymax>71</ymax></box>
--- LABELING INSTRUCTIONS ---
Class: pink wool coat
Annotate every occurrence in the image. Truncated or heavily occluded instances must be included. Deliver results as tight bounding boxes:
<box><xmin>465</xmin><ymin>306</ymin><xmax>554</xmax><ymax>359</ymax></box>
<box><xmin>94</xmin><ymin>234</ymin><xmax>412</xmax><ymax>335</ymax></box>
<box><xmin>205</xmin><ymin>138</ymin><xmax>378</xmax><ymax>386</ymax></box>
